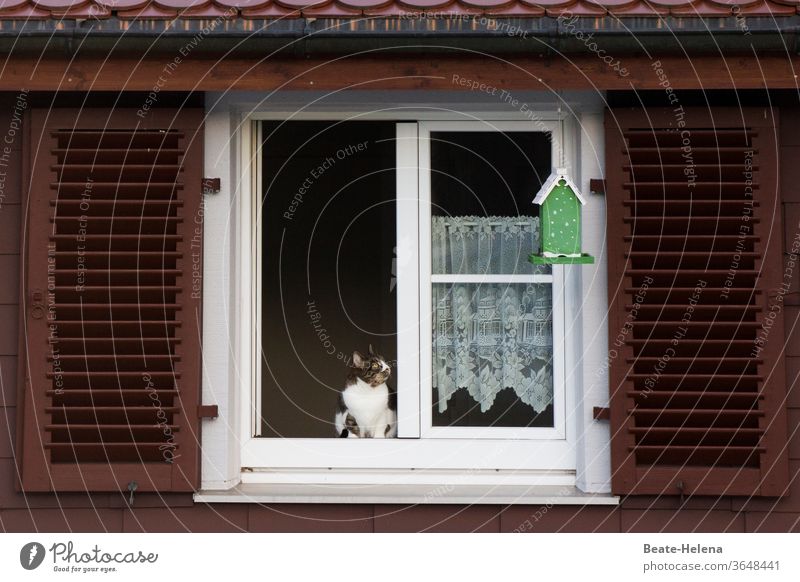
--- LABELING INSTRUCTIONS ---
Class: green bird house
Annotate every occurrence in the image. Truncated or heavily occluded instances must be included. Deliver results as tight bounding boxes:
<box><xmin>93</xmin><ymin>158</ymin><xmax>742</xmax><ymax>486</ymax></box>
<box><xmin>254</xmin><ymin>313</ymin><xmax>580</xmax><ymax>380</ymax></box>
<box><xmin>529</xmin><ymin>168</ymin><xmax>594</xmax><ymax>265</ymax></box>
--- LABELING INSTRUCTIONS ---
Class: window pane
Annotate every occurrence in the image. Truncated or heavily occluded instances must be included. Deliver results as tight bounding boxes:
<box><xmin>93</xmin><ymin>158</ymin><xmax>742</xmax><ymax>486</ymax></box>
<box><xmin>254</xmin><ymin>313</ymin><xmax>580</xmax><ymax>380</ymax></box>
<box><xmin>432</xmin><ymin>283</ymin><xmax>554</xmax><ymax>427</ymax></box>
<box><xmin>430</xmin><ymin>131</ymin><xmax>551</xmax><ymax>276</ymax></box>
<box><xmin>260</xmin><ymin>121</ymin><xmax>397</xmax><ymax>438</ymax></box>
<box><xmin>429</xmin><ymin>130</ymin><xmax>554</xmax><ymax>428</ymax></box>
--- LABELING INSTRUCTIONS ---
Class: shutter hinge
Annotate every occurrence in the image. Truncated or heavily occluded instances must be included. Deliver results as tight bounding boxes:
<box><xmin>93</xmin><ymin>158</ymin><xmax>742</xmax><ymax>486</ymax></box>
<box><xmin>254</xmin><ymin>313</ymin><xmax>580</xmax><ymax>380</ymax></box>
<box><xmin>589</xmin><ymin>179</ymin><xmax>606</xmax><ymax>196</ymax></box>
<box><xmin>198</xmin><ymin>405</ymin><xmax>219</xmax><ymax>419</ymax></box>
<box><xmin>676</xmin><ymin>480</ymin><xmax>687</xmax><ymax>504</ymax></box>
<box><xmin>592</xmin><ymin>406</ymin><xmax>610</xmax><ymax>421</ymax></box>
<box><xmin>201</xmin><ymin>177</ymin><xmax>221</xmax><ymax>195</ymax></box>
<box><xmin>127</xmin><ymin>481</ymin><xmax>138</xmax><ymax>506</ymax></box>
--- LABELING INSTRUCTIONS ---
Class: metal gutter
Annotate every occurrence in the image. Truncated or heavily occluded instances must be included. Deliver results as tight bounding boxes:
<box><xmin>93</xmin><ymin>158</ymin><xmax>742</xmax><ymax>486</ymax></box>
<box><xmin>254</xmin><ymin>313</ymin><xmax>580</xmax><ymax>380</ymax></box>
<box><xmin>0</xmin><ymin>16</ymin><xmax>795</xmax><ymax>55</ymax></box>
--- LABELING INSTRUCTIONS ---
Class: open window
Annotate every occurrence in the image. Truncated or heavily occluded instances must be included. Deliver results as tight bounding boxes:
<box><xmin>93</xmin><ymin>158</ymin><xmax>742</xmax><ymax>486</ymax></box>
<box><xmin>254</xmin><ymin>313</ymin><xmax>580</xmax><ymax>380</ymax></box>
<box><xmin>240</xmin><ymin>117</ymin><xmax>578</xmax><ymax>476</ymax></box>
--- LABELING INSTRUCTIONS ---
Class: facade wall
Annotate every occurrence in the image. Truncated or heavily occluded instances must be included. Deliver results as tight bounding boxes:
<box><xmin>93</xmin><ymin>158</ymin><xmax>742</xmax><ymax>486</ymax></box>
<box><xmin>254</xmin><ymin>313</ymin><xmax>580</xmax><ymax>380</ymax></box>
<box><xmin>0</xmin><ymin>93</ymin><xmax>798</xmax><ymax>533</ymax></box>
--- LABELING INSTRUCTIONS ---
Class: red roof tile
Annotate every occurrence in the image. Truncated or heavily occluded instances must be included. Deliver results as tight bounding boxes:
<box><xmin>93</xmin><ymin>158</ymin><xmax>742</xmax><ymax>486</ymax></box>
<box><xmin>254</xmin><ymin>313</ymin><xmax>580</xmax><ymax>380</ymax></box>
<box><xmin>0</xmin><ymin>0</ymin><xmax>797</xmax><ymax>19</ymax></box>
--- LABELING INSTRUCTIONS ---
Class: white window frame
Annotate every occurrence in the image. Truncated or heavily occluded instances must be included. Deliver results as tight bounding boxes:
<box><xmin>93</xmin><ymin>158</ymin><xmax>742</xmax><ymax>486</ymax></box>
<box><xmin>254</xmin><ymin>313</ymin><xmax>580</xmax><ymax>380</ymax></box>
<box><xmin>196</xmin><ymin>94</ymin><xmax>615</xmax><ymax>502</ymax></box>
<box><xmin>415</xmin><ymin>120</ymin><xmax>567</xmax><ymax>441</ymax></box>
<box><xmin>240</xmin><ymin>116</ymin><xmax>574</xmax><ymax>474</ymax></box>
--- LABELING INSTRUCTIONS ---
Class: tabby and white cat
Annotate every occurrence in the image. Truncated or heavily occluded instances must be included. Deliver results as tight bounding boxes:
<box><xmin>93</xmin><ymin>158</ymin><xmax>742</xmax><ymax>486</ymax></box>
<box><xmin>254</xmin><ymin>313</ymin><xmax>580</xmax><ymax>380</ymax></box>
<box><xmin>335</xmin><ymin>347</ymin><xmax>397</xmax><ymax>438</ymax></box>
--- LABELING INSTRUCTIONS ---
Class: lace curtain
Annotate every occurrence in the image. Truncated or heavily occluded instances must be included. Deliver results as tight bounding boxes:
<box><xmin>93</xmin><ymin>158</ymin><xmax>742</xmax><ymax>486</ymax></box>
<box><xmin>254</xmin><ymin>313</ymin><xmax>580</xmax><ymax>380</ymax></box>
<box><xmin>432</xmin><ymin>215</ymin><xmax>546</xmax><ymax>275</ymax></box>
<box><xmin>431</xmin><ymin>216</ymin><xmax>553</xmax><ymax>415</ymax></box>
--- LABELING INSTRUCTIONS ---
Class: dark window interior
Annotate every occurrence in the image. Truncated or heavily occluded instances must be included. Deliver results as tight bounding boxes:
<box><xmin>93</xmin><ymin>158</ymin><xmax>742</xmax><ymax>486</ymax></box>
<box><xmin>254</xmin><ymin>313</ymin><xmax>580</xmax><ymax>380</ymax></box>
<box><xmin>260</xmin><ymin>121</ymin><xmax>397</xmax><ymax>438</ymax></box>
<box><xmin>430</xmin><ymin>131</ymin><xmax>551</xmax><ymax>218</ymax></box>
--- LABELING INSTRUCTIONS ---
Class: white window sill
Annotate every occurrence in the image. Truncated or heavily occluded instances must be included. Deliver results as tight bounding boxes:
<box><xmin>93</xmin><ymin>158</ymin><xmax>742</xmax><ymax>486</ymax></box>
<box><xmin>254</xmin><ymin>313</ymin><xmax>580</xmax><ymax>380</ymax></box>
<box><xmin>194</xmin><ymin>484</ymin><xmax>619</xmax><ymax>505</ymax></box>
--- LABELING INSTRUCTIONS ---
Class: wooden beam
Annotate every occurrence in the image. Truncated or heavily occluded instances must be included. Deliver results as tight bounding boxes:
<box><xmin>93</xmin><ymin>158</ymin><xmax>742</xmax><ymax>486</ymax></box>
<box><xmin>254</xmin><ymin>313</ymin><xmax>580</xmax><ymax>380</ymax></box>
<box><xmin>1</xmin><ymin>54</ymin><xmax>799</xmax><ymax>91</ymax></box>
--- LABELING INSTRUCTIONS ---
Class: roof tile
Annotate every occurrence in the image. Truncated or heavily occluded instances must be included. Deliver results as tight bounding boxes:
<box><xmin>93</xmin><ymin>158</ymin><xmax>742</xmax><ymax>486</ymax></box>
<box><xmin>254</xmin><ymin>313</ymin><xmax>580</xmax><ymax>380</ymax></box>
<box><xmin>30</xmin><ymin>0</ymin><xmax>90</xmax><ymax>9</ymax></box>
<box><xmin>240</xmin><ymin>2</ymin><xmax>300</xmax><ymax>15</ymax></box>
<box><xmin>153</xmin><ymin>0</ymin><xmax>210</xmax><ymax>8</ymax></box>
<box><xmin>461</xmin><ymin>0</ymin><xmax>514</xmax><ymax>8</ymax></box>
<box><xmin>212</xmin><ymin>0</ymin><xmax>270</xmax><ymax>7</ymax></box>
<box><xmin>520</xmin><ymin>0</ymin><xmax>573</xmax><ymax>7</ymax></box>
<box><xmin>646</xmin><ymin>0</ymin><xmax>697</xmax><ymax>7</ymax></box>
<box><xmin>181</xmin><ymin>2</ymin><xmax>240</xmax><ymax>15</ymax></box>
<box><xmin>733</xmin><ymin>0</ymin><xmax>797</xmax><ymax>12</ymax></box>
<box><xmin>337</xmin><ymin>0</ymin><xmax>392</xmax><ymax>8</ymax></box>
<box><xmin>547</xmin><ymin>0</ymin><xmax>606</xmax><ymax>14</ymax></box>
<box><xmin>604</xmin><ymin>2</ymin><xmax>668</xmax><ymax>14</ymax></box>
<box><xmin>0</xmin><ymin>0</ymin><xmax>29</xmax><ymax>9</ymax></box>
<box><xmin>482</xmin><ymin>2</ymin><xmax>546</xmax><ymax>14</ymax></box>
<box><xmin>0</xmin><ymin>3</ymin><xmax>51</xmax><ymax>15</ymax></box>
<box><xmin>94</xmin><ymin>0</ymin><xmax>150</xmax><ymax>9</ymax></box>
<box><xmin>397</xmin><ymin>0</ymin><xmax>460</xmax><ymax>8</ymax></box>
<box><xmin>668</xmin><ymin>0</ymin><xmax>740</xmax><ymax>14</ymax></box>
<box><xmin>274</xmin><ymin>0</ymin><xmax>329</xmax><ymax>7</ymax></box>
<box><xmin>586</xmin><ymin>0</ymin><xmax>639</xmax><ymax>6</ymax></box>
<box><xmin>116</xmin><ymin>3</ymin><xmax>178</xmax><ymax>17</ymax></box>
<box><xmin>301</xmin><ymin>2</ymin><xmax>363</xmax><ymax>14</ymax></box>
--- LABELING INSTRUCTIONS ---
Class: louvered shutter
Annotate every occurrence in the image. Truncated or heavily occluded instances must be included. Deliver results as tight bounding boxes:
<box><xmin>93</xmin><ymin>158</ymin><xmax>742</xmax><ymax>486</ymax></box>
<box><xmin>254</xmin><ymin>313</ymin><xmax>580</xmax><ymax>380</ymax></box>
<box><xmin>17</xmin><ymin>108</ymin><xmax>203</xmax><ymax>492</ymax></box>
<box><xmin>606</xmin><ymin>107</ymin><xmax>790</xmax><ymax>496</ymax></box>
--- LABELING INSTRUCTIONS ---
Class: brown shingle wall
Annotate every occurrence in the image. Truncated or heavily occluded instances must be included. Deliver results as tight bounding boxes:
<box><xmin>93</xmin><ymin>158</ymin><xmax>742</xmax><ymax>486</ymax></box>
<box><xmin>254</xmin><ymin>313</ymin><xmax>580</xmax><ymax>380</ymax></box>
<box><xmin>0</xmin><ymin>93</ymin><xmax>23</xmax><ymax>525</ymax></box>
<box><xmin>0</xmin><ymin>96</ymin><xmax>799</xmax><ymax>532</ymax></box>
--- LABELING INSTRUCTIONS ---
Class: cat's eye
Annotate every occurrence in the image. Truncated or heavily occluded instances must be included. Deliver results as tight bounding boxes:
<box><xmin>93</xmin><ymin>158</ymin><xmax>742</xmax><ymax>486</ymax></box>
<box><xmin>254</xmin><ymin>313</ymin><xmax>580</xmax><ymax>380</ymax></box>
<box><xmin>372</xmin><ymin>363</ymin><xmax>379</xmax><ymax>370</ymax></box>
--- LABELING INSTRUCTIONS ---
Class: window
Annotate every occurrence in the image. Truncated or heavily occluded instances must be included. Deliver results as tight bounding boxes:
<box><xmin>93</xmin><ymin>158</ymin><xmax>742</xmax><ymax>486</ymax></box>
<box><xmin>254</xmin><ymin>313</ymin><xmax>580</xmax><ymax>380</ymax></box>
<box><xmin>419</xmin><ymin>124</ymin><xmax>561</xmax><ymax>437</ymax></box>
<box><xmin>240</xmin><ymin>117</ymin><xmax>578</xmax><ymax>475</ymax></box>
<box><xmin>193</xmin><ymin>97</ymin><xmax>620</xmax><ymax>501</ymax></box>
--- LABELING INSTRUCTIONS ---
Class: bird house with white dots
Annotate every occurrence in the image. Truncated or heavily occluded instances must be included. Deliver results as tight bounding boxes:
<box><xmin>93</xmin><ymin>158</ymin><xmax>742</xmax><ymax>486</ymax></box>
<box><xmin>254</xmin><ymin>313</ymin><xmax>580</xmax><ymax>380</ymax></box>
<box><xmin>529</xmin><ymin>168</ymin><xmax>594</xmax><ymax>265</ymax></box>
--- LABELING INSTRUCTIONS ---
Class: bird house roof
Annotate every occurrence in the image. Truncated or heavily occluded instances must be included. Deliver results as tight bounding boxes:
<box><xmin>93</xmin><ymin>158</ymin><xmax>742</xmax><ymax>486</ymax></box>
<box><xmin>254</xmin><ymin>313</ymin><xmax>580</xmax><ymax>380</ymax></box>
<box><xmin>532</xmin><ymin>168</ymin><xmax>587</xmax><ymax>206</ymax></box>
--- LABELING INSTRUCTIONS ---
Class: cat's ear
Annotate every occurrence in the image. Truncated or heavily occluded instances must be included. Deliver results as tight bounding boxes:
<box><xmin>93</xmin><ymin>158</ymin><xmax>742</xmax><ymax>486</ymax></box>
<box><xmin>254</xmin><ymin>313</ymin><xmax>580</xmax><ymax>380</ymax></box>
<box><xmin>368</xmin><ymin>344</ymin><xmax>375</xmax><ymax>356</ymax></box>
<box><xmin>352</xmin><ymin>351</ymin><xmax>366</xmax><ymax>368</ymax></box>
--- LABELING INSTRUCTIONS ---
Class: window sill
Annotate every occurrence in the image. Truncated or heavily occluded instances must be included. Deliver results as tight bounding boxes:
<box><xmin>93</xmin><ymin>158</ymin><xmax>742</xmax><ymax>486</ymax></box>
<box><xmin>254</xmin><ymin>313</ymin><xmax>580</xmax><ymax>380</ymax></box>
<box><xmin>194</xmin><ymin>484</ymin><xmax>619</xmax><ymax>505</ymax></box>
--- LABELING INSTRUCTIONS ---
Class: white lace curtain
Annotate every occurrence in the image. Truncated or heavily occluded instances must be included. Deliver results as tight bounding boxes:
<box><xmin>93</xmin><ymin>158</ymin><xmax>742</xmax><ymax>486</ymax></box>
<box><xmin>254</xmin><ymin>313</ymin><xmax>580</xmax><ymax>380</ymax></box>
<box><xmin>431</xmin><ymin>216</ymin><xmax>553</xmax><ymax>415</ymax></box>
<box><xmin>431</xmin><ymin>215</ymin><xmax>542</xmax><ymax>275</ymax></box>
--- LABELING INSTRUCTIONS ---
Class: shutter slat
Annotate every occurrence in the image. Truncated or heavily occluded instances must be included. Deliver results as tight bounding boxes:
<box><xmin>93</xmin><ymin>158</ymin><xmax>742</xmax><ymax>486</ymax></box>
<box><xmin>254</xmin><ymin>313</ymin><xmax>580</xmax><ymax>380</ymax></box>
<box><xmin>18</xmin><ymin>108</ymin><xmax>203</xmax><ymax>492</ymax></box>
<box><xmin>606</xmin><ymin>107</ymin><xmax>789</xmax><ymax>496</ymax></box>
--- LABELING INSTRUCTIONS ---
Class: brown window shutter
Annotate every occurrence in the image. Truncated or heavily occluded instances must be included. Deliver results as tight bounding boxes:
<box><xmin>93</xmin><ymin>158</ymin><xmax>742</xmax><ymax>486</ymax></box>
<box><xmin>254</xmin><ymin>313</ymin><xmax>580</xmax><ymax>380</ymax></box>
<box><xmin>606</xmin><ymin>107</ymin><xmax>790</xmax><ymax>497</ymax></box>
<box><xmin>17</xmin><ymin>108</ymin><xmax>204</xmax><ymax>492</ymax></box>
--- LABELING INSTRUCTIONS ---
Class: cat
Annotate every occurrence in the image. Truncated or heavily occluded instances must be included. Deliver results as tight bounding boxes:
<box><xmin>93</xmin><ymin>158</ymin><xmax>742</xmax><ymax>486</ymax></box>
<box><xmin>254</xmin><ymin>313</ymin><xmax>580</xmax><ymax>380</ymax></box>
<box><xmin>335</xmin><ymin>346</ymin><xmax>397</xmax><ymax>438</ymax></box>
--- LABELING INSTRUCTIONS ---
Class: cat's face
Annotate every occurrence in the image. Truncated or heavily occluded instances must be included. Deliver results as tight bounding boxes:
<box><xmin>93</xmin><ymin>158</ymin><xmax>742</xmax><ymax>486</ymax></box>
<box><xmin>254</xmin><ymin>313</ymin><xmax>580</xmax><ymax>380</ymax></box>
<box><xmin>351</xmin><ymin>348</ymin><xmax>391</xmax><ymax>387</ymax></box>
